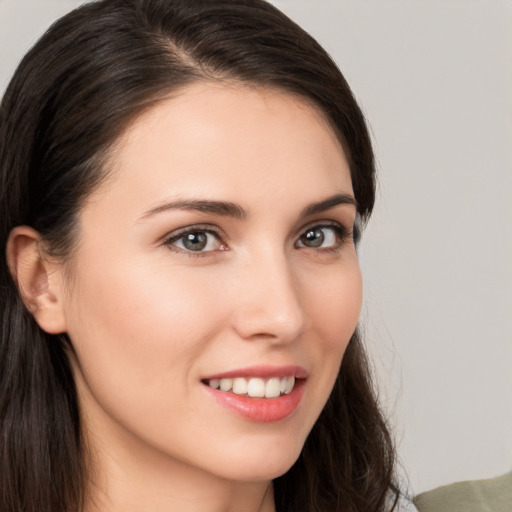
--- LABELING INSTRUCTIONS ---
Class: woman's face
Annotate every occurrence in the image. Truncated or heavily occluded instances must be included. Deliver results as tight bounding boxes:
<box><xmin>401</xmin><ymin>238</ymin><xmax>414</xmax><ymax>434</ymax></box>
<box><xmin>60</xmin><ymin>83</ymin><xmax>362</xmax><ymax>484</ymax></box>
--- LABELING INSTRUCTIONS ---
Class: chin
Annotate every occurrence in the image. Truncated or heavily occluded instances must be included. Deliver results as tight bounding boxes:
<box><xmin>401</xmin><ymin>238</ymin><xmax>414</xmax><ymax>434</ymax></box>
<box><xmin>215</xmin><ymin>443</ymin><xmax>303</xmax><ymax>483</ymax></box>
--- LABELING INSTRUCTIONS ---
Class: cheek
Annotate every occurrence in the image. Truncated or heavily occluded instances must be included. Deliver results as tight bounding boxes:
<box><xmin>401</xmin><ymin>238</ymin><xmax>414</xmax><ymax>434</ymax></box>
<box><xmin>68</xmin><ymin>256</ymin><xmax>221</xmax><ymax>342</ymax></box>
<box><xmin>306</xmin><ymin>260</ymin><xmax>362</xmax><ymax>351</ymax></box>
<box><xmin>296</xmin><ymin>258</ymin><xmax>362</xmax><ymax>422</ymax></box>
<box><xmin>63</xmin><ymin>260</ymin><xmax>237</xmax><ymax>464</ymax></box>
<box><xmin>63</xmin><ymin>258</ymin><xmax>226</xmax><ymax>406</ymax></box>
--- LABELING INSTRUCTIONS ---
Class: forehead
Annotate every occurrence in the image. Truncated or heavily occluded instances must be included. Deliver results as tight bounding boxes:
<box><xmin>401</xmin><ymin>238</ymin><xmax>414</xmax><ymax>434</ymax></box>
<box><xmin>90</xmin><ymin>82</ymin><xmax>352</xmax><ymax>216</ymax></box>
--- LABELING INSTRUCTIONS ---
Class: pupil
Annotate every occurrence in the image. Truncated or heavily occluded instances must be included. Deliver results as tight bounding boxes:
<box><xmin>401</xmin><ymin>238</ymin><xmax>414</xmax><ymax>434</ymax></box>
<box><xmin>304</xmin><ymin>229</ymin><xmax>324</xmax><ymax>247</ymax></box>
<box><xmin>184</xmin><ymin>232</ymin><xmax>207</xmax><ymax>251</ymax></box>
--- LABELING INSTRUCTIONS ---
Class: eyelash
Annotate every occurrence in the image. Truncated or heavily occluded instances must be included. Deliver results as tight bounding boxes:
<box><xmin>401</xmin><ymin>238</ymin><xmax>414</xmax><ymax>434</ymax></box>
<box><xmin>162</xmin><ymin>222</ymin><xmax>354</xmax><ymax>257</ymax></box>
<box><xmin>163</xmin><ymin>225</ymin><xmax>226</xmax><ymax>257</ymax></box>
<box><xmin>296</xmin><ymin>223</ymin><xmax>352</xmax><ymax>252</ymax></box>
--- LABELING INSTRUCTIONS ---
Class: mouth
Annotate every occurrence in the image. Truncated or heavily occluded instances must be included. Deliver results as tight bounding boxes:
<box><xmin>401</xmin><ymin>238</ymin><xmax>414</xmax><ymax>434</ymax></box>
<box><xmin>202</xmin><ymin>376</ymin><xmax>296</xmax><ymax>399</ymax></box>
<box><xmin>201</xmin><ymin>366</ymin><xmax>307</xmax><ymax>422</ymax></box>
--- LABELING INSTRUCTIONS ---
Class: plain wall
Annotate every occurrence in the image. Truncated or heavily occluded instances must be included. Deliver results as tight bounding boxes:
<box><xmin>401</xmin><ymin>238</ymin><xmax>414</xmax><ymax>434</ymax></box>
<box><xmin>1</xmin><ymin>0</ymin><xmax>511</xmax><ymax>496</ymax></box>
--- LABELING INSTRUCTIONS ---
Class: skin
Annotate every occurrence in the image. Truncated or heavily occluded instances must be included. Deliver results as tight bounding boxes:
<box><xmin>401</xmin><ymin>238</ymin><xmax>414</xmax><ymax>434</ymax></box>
<box><xmin>9</xmin><ymin>82</ymin><xmax>362</xmax><ymax>512</ymax></box>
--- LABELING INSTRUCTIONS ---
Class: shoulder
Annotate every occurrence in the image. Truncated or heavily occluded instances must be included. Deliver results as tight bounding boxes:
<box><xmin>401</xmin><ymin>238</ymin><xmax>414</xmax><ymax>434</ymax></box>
<box><xmin>413</xmin><ymin>472</ymin><xmax>512</xmax><ymax>512</ymax></box>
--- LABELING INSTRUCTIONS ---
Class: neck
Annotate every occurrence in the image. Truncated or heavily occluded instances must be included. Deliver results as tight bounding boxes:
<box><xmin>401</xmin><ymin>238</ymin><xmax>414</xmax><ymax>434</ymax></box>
<box><xmin>86</xmin><ymin>470</ymin><xmax>274</xmax><ymax>512</ymax></box>
<box><xmin>82</xmin><ymin>413</ymin><xmax>276</xmax><ymax>512</ymax></box>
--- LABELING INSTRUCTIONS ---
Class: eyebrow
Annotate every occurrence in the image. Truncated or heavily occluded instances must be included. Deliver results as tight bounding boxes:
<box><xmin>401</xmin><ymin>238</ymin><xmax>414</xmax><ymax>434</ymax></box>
<box><xmin>299</xmin><ymin>193</ymin><xmax>357</xmax><ymax>218</ymax></box>
<box><xmin>140</xmin><ymin>199</ymin><xmax>246</xmax><ymax>220</ymax></box>
<box><xmin>139</xmin><ymin>193</ymin><xmax>356</xmax><ymax>221</ymax></box>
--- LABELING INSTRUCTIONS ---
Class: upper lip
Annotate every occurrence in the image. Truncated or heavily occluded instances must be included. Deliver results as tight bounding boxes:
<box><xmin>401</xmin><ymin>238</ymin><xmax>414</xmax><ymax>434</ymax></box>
<box><xmin>202</xmin><ymin>365</ymin><xmax>308</xmax><ymax>381</ymax></box>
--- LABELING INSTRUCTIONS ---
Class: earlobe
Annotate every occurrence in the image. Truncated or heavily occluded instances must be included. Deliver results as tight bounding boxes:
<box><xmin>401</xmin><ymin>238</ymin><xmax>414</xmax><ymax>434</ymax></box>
<box><xmin>6</xmin><ymin>226</ymin><xmax>68</xmax><ymax>334</ymax></box>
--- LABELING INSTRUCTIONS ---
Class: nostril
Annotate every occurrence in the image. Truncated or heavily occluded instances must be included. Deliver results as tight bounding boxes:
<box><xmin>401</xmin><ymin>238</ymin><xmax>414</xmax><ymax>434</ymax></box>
<box><xmin>232</xmin><ymin>310</ymin><xmax>305</xmax><ymax>343</ymax></box>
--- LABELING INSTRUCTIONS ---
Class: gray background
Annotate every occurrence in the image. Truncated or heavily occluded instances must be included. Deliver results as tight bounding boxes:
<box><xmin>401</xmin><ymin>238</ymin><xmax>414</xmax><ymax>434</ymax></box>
<box><xmin>1</xmin><ymin>0</ymin><xmax>511</xmax><ymax>496</ymax></box>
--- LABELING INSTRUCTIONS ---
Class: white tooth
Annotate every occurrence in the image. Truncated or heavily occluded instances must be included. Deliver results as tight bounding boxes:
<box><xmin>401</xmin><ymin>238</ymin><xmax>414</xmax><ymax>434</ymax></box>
<box><xmin>265</xmin><ymin>377</ymin><xmax>281</xmax><ymax>398</ymax></box>
<box><xmin>284</xmin><ymin>376</ymin><xmax>295</xmax><ymax>394</ymax></box>
<box><xmin>219</xmin><ymin>378</ymin><xmax>233</xmax><ymax>392</ymax></box>
<box><xmin>209</xmin><ymin>379</ymin><xmax>220</xmax><ymax>389</ymax></box>
<box><xmin>232</xmin><ymin>378</ymin><xmax>248</xmax><ymax>395</ymax></box>
<box><xmin>247</xmin><ymin>378</ymin><xmax>265</xmax><ymax>397</ymax></box>
<box><xmin>280</xmin><ymin>378</ymin><xmax>287</xmax><ymax>393</ymax></box>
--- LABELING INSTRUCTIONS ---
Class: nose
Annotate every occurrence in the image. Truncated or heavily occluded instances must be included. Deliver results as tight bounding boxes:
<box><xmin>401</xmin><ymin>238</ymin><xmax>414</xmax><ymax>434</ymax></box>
<box><xmin>230</xmin><ymin>249</ymin><xmax>306</xmax><ymax>343</ymax></box>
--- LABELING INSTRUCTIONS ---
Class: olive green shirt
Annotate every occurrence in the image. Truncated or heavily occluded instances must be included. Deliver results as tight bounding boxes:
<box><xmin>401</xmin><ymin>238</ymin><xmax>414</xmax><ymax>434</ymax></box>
<box><xmin>414</xmin><ymin>473</ymin><xmax>512</xmax><ymax>512</ymax></box>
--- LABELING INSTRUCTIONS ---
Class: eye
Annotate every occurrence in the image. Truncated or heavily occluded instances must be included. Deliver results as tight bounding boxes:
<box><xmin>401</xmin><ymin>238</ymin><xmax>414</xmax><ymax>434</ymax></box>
<box><xmin>296</xmin><ymin>224</ymin><xmax>346</xmax><ymax>249</ymax></box>
<box><xmin>164</xmin><ymin>228</ymin><xmax>226</xmax><ymax>253</ymax></box>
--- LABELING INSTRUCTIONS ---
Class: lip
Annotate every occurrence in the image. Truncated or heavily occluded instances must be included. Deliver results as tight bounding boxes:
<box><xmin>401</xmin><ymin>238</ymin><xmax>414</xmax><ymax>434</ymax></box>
<box><xmin>201</xmin><ymin>365</ymin><xmax>307</xmax><ymax>423</ymax></box>
<box><xmin>202</xmin><ymin>364</ymin><xmax>308</xmax><ymax>381</ymax></box>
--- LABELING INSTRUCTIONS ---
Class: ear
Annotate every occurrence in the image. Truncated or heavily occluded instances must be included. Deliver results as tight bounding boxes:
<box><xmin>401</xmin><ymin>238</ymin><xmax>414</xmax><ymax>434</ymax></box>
<box><xmin>6</xmin><ymin>226</ymin><xmax>68</xmax><ymax>334</ymax></box>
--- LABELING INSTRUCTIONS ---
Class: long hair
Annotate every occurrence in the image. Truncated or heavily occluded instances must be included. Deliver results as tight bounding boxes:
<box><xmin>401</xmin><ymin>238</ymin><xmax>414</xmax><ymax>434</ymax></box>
<box><xmin>0</xmin><ymin>1</ymin><xmax>396</xmax><ymax>511</ymax></box>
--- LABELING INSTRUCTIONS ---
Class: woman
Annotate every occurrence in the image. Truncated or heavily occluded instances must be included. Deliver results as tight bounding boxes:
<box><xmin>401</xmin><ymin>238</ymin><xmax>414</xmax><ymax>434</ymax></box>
<box><xmin>0</xmin><ymin>1</ymin><xmax>401</xmax><ymax>511</ymax></box>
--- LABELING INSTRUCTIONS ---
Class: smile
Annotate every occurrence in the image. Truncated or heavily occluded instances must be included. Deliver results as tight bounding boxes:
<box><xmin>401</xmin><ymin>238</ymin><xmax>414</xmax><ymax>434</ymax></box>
<box><xmin>204</xmin><ymin>376</ymin><xmax>295</xmax><ymax>398</ymax></box>
<box><xmin>201</xmin><ymin>366</ymin><xmax>307</xmax><ymax>422</ymax></box>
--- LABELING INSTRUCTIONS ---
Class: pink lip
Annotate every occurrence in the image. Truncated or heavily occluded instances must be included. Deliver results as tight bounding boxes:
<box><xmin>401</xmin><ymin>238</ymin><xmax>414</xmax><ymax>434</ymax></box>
<box><xmin>201</xmin><ymin>365</ymin><xmax>307</xmax><ymax>423</ymax></box>
<box><xmin>202</xmin><ymin>364</ymin><xmax>308</xmax><ymax>381</ymax></box>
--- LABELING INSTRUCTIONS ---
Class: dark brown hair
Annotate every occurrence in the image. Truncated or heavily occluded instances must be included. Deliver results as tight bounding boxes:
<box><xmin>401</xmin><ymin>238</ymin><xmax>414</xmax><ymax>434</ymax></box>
<box><xmin>0</xmin><ymin>1</ymin><xmax>397</xmax><ymax>511</ymax></box>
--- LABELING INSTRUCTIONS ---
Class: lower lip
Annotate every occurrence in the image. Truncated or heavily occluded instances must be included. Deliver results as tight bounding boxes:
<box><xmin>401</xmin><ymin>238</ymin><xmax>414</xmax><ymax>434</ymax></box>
<box><xmin>203</xmin><ymin>380</ymin><xmax>305</xmax><ymax>423</ymax></box>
